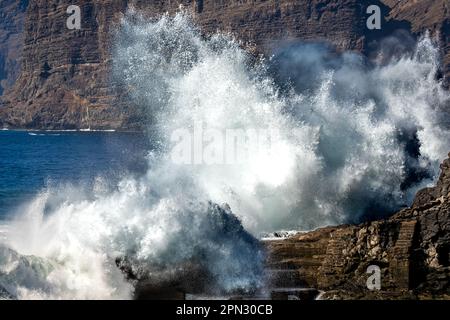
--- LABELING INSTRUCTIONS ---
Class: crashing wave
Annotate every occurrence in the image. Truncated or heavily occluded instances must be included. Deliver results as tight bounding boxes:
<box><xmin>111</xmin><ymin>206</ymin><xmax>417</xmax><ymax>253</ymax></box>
<box><xmin>113</xmin><ymin>11</ymin><xmax>449</xmax><ymax>231</ymax></box>
<box><xmin>0</xmin><ymin>11</ymin><xmax>449</xmax><ymax>299</ymax></box>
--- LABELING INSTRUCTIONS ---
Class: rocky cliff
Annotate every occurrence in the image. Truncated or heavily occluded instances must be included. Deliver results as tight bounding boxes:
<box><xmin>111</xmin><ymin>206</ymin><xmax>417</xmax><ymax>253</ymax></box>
<box><xmin>0</xmin><ymin>0</ymin><xmax>448</xmax><ymax>129</ymax></box>
<box><xmin>266</xmin><ymin>154</ymin><xmax>450</xmax><ymax>299</ymax></box>
<box><xmin>0</xmin><ymin>0</ymin><xmax>28</xmax><ymax>96</ymax></box>
<box><xmin>0</xmin><ymin>0</ymin><xmax>132</xmax><ymax>130</ymax></box>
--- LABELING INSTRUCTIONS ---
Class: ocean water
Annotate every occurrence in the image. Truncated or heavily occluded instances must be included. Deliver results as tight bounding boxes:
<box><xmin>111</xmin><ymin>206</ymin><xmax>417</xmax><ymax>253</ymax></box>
<box><xmin>0</xmin><ymin>130</ymin><xmax>149</xmax><ymax>219</ymax></box>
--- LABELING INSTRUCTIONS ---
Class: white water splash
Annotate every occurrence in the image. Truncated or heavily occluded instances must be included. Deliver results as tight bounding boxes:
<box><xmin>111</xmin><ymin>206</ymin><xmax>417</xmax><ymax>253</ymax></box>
<box><xmin>113</xmin><ymin>12</ymin><xmax>449</xmax><ymax>231</ymax></box>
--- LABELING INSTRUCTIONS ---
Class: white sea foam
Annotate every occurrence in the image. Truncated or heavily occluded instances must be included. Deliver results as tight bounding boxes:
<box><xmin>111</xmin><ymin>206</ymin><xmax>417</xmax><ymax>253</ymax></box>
<box><xmin>0</xmin><ymin>11</ymin><xmax>449</xmax><ymax>299</ymax></box>
<box><xmin>113</xmin><ymin>12</ymin><xmax>449</xmax><ymax>231</ymax></box>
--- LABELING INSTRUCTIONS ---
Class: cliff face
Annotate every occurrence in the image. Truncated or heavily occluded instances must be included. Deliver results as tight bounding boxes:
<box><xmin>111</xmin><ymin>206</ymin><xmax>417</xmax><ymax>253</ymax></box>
<box><xmin>0</xmin><ymin>0</ymin><xmax>132</xmax><ymax>130</ymax></box>
<box><xmin>0</xmin><ymin>0</ymin><xmax>28</xmax><ymax>96</ymax></box>
<box><xmin>266</xmin><ymin>155</ymin><xmax>450</xmax><ymax>299</ymax></box>
<box><xmin>0</xmin><ymin>0</ymin><xmax>448</xmax><ymax>129</ymax></box>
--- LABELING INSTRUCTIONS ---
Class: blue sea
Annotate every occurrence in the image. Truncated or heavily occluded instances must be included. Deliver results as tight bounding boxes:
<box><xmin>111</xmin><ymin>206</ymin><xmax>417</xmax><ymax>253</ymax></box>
<box><xmin>0</xmin><ymin>130</ymin><xmax>149</xmax><ymax>219</ymax></box>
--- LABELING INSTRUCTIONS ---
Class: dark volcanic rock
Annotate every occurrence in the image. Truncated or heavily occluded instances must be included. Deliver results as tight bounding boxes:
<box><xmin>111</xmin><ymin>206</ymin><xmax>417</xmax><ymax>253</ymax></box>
<box><xmin>265</xmin><ymin>153</ymin><xmax>450</xmax><ymax>299</ymax></box>
<box><xmin>413</xmin><ymin>157</ymin><xmax>450</xmax><ymax>207</ymax></box>
<box><xmin>0</xmin><ymin>0</ymin><xmax>448</xmax><ymax>129</ymax></box>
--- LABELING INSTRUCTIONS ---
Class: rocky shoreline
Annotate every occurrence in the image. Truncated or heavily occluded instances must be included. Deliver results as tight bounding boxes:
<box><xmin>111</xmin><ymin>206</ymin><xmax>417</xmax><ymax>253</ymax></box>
<box><xmin>121</xmin><ymin>154</ymin><xmax>450</xmax><ymax>300</ymax></box>
<box><xmin>0</xmin><ymin>1</ymin><xmax>449</xmax><ymax>300</ymax></box>
<box><xmin>265</xmin><ymin>154</ymin><xmax>450</xmax><ymax>300</ymax></box>
<box><xmin>1</xmin><ymin>155</ymin><xmax>449</xmax><ymax>300</ymax></box>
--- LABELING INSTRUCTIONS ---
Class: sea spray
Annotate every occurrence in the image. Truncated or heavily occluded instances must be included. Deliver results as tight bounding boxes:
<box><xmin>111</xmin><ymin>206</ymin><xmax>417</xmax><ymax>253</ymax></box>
<box><xmin>0</xmin><ymin>180</ymin><xmax>264</xmax><ymax>299</ymax></box>
<box><xmin>113</xmin><ymin>11</ymin><xmax>450</xmax><ymax>231</ymax></box>
<box><xmin>0</xmin><ymin>11</ymin><xmax>449</xmax><ymax>299</ymax></box>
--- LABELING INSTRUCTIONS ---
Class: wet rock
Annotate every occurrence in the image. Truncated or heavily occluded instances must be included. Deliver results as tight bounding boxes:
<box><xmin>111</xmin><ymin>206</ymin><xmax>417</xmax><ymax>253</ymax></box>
<box><xmin>265</xmin><ymin>154</ymin><xmax>450</xmax><ymax>299</ymax></box>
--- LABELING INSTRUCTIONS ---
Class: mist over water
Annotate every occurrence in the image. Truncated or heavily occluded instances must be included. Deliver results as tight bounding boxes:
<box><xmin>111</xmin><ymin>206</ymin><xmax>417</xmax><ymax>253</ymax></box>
<box><xmin>1</xmin><ymin>11</ymin><xmax>449</xmax><ymax>299</ymax></box>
